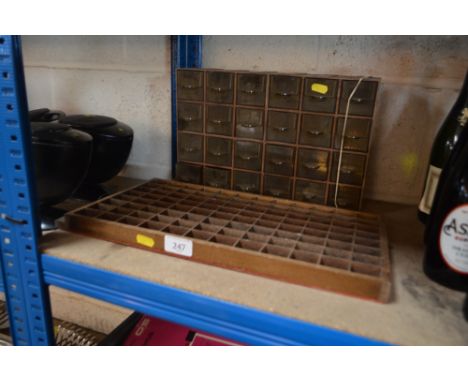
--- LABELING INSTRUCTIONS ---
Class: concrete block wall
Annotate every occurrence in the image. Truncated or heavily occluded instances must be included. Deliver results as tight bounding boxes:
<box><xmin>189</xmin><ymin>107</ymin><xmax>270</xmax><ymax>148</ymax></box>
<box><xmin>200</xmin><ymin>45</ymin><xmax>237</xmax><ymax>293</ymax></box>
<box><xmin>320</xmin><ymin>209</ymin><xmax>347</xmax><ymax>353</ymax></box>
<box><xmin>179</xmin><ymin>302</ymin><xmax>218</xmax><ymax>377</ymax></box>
<box><xmin>22</xmin><ymin>36</ymin><xmax>468</xmax><ymax>204</ymax></box>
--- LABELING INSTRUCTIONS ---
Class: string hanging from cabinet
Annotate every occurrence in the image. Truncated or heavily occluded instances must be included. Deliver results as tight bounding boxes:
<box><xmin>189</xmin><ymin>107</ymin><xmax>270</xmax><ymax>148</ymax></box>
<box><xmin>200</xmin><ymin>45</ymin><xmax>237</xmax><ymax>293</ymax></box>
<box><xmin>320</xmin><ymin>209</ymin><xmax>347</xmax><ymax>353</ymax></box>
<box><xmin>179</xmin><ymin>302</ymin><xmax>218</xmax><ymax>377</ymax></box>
<box><xmin>334</xmin><ymin>77</ymin><xmax>367</xmax><ymax>209</ymax></box>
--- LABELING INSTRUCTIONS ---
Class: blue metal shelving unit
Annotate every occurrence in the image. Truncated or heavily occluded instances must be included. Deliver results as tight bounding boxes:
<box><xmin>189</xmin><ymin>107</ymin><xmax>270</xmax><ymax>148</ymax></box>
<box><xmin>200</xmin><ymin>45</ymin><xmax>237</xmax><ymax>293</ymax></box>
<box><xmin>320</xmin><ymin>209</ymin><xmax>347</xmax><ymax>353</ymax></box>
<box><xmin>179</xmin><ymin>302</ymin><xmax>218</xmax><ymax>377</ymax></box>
<box><xmin>0</xmin><ymin>35</ymin><xmax>386</xmax><ymax>345</ymax></box>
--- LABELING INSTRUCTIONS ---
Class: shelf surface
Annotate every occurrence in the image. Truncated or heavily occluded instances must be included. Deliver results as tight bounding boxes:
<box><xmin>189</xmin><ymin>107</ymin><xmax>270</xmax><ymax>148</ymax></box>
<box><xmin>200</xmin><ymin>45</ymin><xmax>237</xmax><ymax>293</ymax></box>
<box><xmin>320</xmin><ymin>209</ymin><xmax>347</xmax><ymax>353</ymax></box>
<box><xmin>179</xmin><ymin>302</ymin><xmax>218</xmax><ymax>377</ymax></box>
<box><xmin>40</xmin><ymin>200</ymin><xmax>468</xmax><ymax>345</ymax></box>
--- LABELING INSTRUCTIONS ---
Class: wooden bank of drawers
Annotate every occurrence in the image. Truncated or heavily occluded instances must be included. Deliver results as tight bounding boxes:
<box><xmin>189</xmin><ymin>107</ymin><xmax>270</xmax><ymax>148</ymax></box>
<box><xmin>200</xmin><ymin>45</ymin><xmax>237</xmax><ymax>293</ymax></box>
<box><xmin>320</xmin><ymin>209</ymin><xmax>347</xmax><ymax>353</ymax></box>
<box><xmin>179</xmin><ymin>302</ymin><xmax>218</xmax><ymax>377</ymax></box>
<box><xmin>175</xmin><ymin>69</ymin><xmax>379</xmax><ymax>210</ymax></box>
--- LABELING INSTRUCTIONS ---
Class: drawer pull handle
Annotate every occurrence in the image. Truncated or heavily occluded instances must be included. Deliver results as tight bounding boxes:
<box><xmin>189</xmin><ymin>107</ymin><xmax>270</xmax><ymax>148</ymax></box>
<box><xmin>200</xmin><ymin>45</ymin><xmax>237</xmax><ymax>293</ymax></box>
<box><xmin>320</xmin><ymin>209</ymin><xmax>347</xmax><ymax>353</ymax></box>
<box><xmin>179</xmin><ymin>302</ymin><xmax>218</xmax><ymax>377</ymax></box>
<box><xmin>307</xmin><ymin>130</ymin><xmax>324</xmax><ymax>136</ymax></box>
<box><xmin>182</xmin><ymin>146</ymin><xmax>197</xmax><ymax>153</ymax></box>
<box><xmin>270</xmin><ymin>159</ymin><xmax>285</xmax><ymax>166</ymax></box>
<box><xmin>181</xmin><ymin>116</ymin><xmax>198</xmax><ymax>122</ymax></box>
<box><xmin>181</xmin><ymin>84</ymin><xmax>200</xmax><ymax>90</ymax></box>
<box><xmin>345</xmin><ymin>135</ymin><xmax>363</xmax><ymax>140</ymax></box>
<box><xmin>239</xmin><ymin>184</ymin><xmax>256</xmax><ymax>192</ymax></box>
<box><xmin>303</xmin><ymin>193</ymin><xmax>317</xmax><ymax>200</ymax></box>
<box><xmin>303</xmin><ymin>162</ymin><xmax>321</xmax><ymax>170</ymax></box>
<box><xmin>337</xmin><ymin>199</ymin><xmax>349</xmax><ymax>207</ymax></box>
<box><xmin>240</xmin><ymin>123</ymin><xmax>259</xmax><ymax>129</ymax></box>
<box><xmin>241</xmin><ymin>89</ymin><xmax>257</xmax><ymax>95</ymax></box>
<box><xmin>270</xmin><ymin>189</ymin><xmax>284</xmax><ymax>197</ymax></box>
<box><xmin>308</xmin><ymin>94</ymin><xmax>327</xmax><ymax>102</ymax></box>
<box><xmin>210</xmin><ymin>86</ymin><xmax>229</xmax><ymax>93</ymax></box>
<box><xmin>209</xmin><ymin>150</ymin><xmax>227</xmax><ymax>157</ymax></box>
<box><xmin>208</xmin><ymin>181</ymin><xmax>223</xmax><ymax>187</ymax></box>
<box><xmin>340</xmin><ymin>166</ymin><xmax>355</xmax><ymax>175</ymax></box>
<box><xmin>276</xmin><ymin>91</ymin><xmax>295</xmax><ymax>97</ymax></box>
<box><xmin>239</xmin><ymin>154</ymin><xmax>257</xmax><ymax>161</ymax></box>
<box><xmin>351</xmin><ymin>97</ymin><xmax>365</xmax><ymax>104</ymax></box>
<box><xmin>210</xmin><ymin>119</ymin><xmax>227</xmax><ymax>125</ymax></box>
<box><xmin>180</xmin><ymin>176</ymin><xmax>192</xmax><ymax>182</ymax></box>
<box><xmin>273</xmin><ymin>126</ymin><xmax>289</xmax><ymax>132</ymax></box>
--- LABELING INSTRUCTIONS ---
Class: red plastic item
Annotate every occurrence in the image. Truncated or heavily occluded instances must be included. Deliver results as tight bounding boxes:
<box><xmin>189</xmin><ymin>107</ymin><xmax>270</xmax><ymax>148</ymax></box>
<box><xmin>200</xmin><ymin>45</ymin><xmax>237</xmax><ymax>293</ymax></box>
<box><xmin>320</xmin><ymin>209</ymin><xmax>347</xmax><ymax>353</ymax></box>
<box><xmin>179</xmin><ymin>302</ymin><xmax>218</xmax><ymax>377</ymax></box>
<box><xmin>123</xmin><ymin>315</ymin><xmax>241</xmax><ymax>346</ymax></box>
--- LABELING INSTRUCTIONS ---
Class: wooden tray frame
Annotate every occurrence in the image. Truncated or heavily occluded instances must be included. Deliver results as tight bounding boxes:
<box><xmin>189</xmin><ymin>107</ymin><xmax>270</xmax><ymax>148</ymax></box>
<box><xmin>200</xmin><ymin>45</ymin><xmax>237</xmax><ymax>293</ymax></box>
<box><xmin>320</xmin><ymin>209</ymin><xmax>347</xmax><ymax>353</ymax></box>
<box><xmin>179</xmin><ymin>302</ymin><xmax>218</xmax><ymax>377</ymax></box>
<box><xmin>58</xmin><ymin>179</ymin><xmax>391</xmax><ymax>302</ymax></box>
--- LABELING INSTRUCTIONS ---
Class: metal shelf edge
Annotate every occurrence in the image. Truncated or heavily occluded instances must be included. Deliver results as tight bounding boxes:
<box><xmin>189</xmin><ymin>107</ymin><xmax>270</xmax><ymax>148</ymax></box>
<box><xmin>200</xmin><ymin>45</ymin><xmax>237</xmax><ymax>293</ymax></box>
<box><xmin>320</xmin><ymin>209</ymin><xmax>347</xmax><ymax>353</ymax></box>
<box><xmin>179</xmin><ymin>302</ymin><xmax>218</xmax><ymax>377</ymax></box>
<box><xmin>42</xmin><ymin>254</ymin><xmax>389</xmax><ymax>346</ymax></box>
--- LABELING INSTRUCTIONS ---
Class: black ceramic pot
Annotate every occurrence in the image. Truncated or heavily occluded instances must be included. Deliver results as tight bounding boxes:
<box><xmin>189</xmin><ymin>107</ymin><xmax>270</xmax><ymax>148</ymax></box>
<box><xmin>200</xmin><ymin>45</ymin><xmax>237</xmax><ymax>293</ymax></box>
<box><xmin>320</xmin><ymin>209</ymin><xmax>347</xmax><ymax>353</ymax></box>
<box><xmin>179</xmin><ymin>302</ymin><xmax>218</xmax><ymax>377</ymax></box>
<box><xmin>59</xmin><ymin>114</ymin><xmax>134</xmax><ymax>184</ymax></box>
<box><xmin>31</xmin><ymin>122</ymin><xmax>93</xmax><ymax>206</ymax></box>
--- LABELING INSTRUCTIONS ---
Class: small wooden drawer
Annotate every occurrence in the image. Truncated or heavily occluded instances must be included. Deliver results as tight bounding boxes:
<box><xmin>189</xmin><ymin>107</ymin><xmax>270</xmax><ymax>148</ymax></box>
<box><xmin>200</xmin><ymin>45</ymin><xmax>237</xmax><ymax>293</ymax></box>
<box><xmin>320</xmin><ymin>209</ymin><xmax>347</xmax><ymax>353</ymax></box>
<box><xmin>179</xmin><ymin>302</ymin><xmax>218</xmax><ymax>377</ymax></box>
<box><xmin>206</xmin><ymin>137</ymin><xmax>232</xmax><ymax>166</ymax></box>
<box><xmin>263</xmin><ymin>175</ymin><xmax>292</xmax><ymax>199</ymax></box>
<box><xmin>204</xmin><ymin>167</ymin><xmax>231</xmax><ymax>189</ymax></box>
<box><xmin>296</xmin><ymin>148</ymin><xmax>329</xmax><ymax>181</ymax></box>
<box><xmin>330</xmin><ymin>152</ymin><xmax>366</xmax><ymax>186</ymax></box>
<box><xmin>206</xmin><ymin>71</ymin><xmax>234</xmax><ymax>104</ymax></box>
<box><xmin>339</xmin><ymin>80</ymin><xmax>378</xmax><ymax>116</ymax></box>
<box><xmin>269</xmin><ymin>75</ymin><xmax>302</xmax><ymax>109</ymax></box>
<box><xmin>302</xmin><ymin>78</ymin><xmax>338</xmax><ymax>113</ymax></box>
<box><xmin>234</xmin><ymin>141</ymin><xmax>262</xmax><ymax>171</ymax></box>
<box><xmin>236</xmin><ymin>108</ymin><xmax>264</xmax><ymax>139</ymax></box>
<box><xmin>266</xmin><ymin>111</ymin><xmax>298</xmax><ymax>144</ymax></box>
<box><xmin>177</xmin><ymin>102</ymin><xmax>203</xmax><ymax>132</ymax></box>
<box><xmin>233</xmin><ymin>171</ymin><xmax>261</xmax><ymax>193</ymax></box>
<box><xmin>175</xmin><ymin>162</ymin><xmax>202</xmax><ymax>184</ymax></box>
<box><xmin>177</xmin><ymin>70</ymin><xmax>204</xmax><ymax>101</ymax></box>
<box><xmin>334</xmin><ymin>118</ymin><xmax>371</xmax><ymax>153</ymax></box>
<box><xmin>294</xmin><ymin>180</ymin><xmax>326</xmax><ymax>204</ymax></box>
<box><xmin>265</xmin><ymin>144</ymin><xmax>295</xmax><ymax>176</ymax></box>
<box><xmin>299</xmin><ymin>114</ymin><xmax>333</xmax><ymax>148</ymax></box>
<box><xmin>237</xmin><ymin>73</ymin><xmax>267</xmax><ymax>107</ymax></box>
<box><xmin>178</xmin><ymin>133</ymin><xmax>203</xmax><ymax>163</ymax></box>
<box><xmin>327</xmin><ymin>185</ymin><xmax>361</xmax><ymax>210</ymax></box>
<box><xmin>206</xmin><ymin>105</ymin><xmax>233</xmax><ymax>136</ymax></box>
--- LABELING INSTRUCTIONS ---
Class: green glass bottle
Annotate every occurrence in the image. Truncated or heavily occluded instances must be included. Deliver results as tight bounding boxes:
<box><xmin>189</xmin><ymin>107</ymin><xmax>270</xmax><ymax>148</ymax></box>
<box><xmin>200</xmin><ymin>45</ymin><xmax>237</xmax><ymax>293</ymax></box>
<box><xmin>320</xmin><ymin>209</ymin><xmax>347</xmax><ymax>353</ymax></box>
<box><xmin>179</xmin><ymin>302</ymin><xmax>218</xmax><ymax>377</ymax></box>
<box><xmin>418</xmin><ymin>70</ymin><xmax>468</xmax><ymax>223</ymax></box>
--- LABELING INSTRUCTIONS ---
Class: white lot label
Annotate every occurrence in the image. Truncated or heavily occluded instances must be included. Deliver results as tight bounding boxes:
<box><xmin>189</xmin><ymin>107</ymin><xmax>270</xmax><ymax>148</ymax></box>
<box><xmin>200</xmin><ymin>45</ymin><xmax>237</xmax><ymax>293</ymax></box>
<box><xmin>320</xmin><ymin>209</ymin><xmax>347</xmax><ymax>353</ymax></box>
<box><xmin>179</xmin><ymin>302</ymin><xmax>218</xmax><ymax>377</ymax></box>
<box><xmin>164</xmin><ymin>235</ymin><xmax>193</xmax><ymax>257</ymax></box>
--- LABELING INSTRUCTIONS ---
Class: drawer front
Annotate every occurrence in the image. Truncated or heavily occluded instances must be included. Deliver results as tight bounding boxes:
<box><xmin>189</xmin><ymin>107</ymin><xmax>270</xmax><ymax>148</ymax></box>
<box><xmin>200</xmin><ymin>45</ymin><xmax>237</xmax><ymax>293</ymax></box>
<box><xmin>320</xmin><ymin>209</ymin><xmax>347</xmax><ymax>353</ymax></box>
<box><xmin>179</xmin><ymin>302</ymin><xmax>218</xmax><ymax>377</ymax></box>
<box><xmin>204</xmin><ymin>167</ymin><xmax>231</xmax><ymax>189</ymax></box>
<box><xmin>234</xmin><ymin>141</ymin><xmax>262</xmax><ymax>171</ymax></box>
<box><xmin>237</xmin><ymin>73</ymin><xmax>267</xmax><ymax>106</ymax></box>
<box><xmin>263</xmin><ymin>175</ymin><xmax>292</xmax><ymax>199</ymax></box>
<box><xmin>334</xmin><ymin>118</ymin><xmax>371</xmax><ymax>153</ymax></box>
<box><xmin>206</xmin><ymin>71</ymin><xmax>234</xmax><ymax>104</ymax></box>
<box><xmin>265</xmin><ymin>144</ymin><xmax>295</xmax><ymax>176</ymax></box>
<box><xmin>330</xmin><ymin>152</ymin><xmax>366</xmax><ymax>186</ymax></box>
<box><xmin>175</xmin><ymin>162</ymin><xmax>202</xmax><ymax>184</ymax></box>
<box><xmin>206</xmin><ymin>137</ymin><xmax>232</xmax><ymax>166</ymax></box>
<box><xmin>177</xmin><ymin>70</ymin><xmax>204</xmax><ymax>101</ymax></box>
<box><xmin>206</xmin><ymin>105</ymin><xmax>233</xmax><ymax>136</ymax></box>
<box><xmin>296</xmin><ymin>149</ymin><xmax>329</xmax><ymax>181</ymax></box>
<box><xmin>339</xmin><ymin>80</ymin><xmax>378</xmax><ymax>116</ymax></box>
<box><xmin>233</xmin><ymin>171</ymin><xmax>261</xmax><ymax>194</ymax></box>
<box><xmin>269</xmin><ymin>75</ymin><xmax>302</xmax><ymax>109</ymax></box>
<box><xmin>266</xmin><ymin>111</ymin><xmax>298</xmax><ymax>143</ymax></box>
<box><xmin>236</xmin><ymin>108</ymin><xmax>264</xmax><ymax>139</ymax></box>
<box><xmin>177</xmin><ymin>102</ymin><xmax>203</xmax><ymax>132</ymax></box>
<box><xmin>327</xmin><ymin>185</ymin><xmax>361</xmax><ymax>210</ymax></box>
<box><xmin>302</xmin><ymin>78</ymin><xmax>338</xmax><ymax>113</ymax></box>
<box><xmin>299</xmin><ymin>114</ymin><xmax>333</xmax><ymax>148</ymax></box>
<box><xmin>178</xmin><ymin>133</ymin><xmax>203</xmax><ymax>163</ymax></box>
<box><xmin>294</xmin><ymin>180</ymin><xmax>326</xmax><ymax>204</ymax></box>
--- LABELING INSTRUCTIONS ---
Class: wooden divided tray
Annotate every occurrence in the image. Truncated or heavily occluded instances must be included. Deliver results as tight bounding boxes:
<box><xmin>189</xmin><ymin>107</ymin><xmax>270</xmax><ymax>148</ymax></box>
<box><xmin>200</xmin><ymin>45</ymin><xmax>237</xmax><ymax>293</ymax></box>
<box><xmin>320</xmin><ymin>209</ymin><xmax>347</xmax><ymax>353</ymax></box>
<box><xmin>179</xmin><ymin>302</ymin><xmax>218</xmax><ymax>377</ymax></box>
<box><xmin>58</xmin><ymin>179</ymin><xmax>391</xmax><ymax>302</ymax></box>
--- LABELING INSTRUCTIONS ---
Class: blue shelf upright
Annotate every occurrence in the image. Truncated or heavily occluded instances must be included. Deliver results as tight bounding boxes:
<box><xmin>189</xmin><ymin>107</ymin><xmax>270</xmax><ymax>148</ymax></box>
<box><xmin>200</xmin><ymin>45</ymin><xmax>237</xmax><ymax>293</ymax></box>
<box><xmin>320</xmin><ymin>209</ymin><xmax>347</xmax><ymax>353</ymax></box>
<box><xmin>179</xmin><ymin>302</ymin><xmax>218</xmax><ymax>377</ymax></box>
<box><xmin>0</xmin><ymin>36</ymin><xmax>54</xmax><ymax>345</ymax></box>
<box><xmin>171</xmin><ymin>35</ymin><xmax>202</xmax><ymax>177</ymax></box>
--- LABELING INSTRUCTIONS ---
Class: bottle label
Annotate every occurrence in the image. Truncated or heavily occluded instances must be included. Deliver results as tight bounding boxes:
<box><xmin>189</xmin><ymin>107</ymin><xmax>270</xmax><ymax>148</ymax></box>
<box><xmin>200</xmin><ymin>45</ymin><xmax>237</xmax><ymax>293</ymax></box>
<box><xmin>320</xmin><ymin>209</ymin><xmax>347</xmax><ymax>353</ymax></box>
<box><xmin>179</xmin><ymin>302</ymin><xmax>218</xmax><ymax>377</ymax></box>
<box><xmin>457</xmin><ymin>107</ymin><xmax>468</xmax><ymax>126</ymax></box>
<box><xmin>418</xmin><ymin>165</ymin><xmax>442</xmax><ymax>214</ymax></box>
<box><xmin>439</xmin><ymin>204</ymin><xmax>468</xmax><ymax>274</ymax></box>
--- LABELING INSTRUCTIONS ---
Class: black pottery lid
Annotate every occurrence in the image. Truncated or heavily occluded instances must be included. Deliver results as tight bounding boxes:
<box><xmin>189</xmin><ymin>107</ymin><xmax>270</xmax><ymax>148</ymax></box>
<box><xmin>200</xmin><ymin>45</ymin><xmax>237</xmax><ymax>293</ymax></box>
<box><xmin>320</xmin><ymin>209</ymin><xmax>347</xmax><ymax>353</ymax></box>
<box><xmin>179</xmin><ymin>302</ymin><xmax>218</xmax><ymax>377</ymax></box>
<box><xmin>60</xmin><ymin>114</ymin><xmax>133</xmax><ymax>140</ymax></box>
<box><xmin>31</xmin><ymin>122</ymin><xmax>93</xmax><ymax>145</ymax></box>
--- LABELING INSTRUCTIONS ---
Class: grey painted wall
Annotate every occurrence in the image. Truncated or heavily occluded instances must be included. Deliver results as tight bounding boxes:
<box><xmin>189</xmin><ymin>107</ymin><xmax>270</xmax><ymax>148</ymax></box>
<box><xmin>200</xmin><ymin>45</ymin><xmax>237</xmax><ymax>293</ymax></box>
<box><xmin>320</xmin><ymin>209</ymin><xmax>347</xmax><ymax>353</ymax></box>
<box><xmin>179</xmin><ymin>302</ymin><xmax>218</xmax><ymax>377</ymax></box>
<box><xmin>21</xmin><ymin>36</ymin><xmax>468</xmax><ymax>204</ymax></box>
